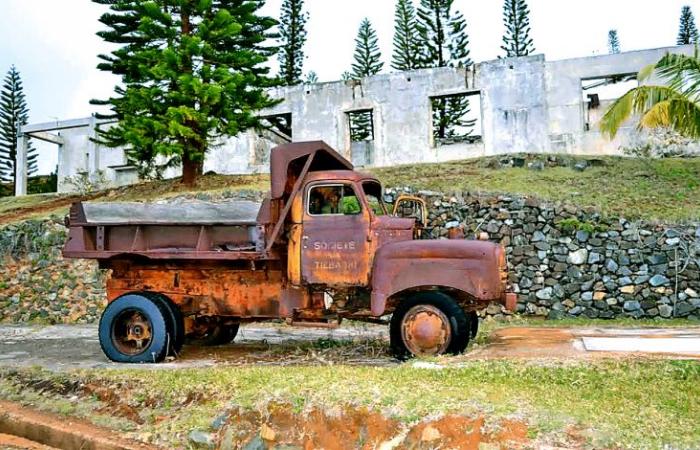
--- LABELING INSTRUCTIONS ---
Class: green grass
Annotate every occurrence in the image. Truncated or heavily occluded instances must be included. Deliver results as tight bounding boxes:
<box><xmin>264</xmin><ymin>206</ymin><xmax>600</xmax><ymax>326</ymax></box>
<box><xmin>2</xmin><ymin>155</ymin><xmax>699</xmax><ymax>223</ymax></box>
<box><xmin>0</xmin><ymin>193</ymin><xmax>60</xmax><ymax>215</ymax></box>
<box><xmin>372</xmin><ymin>155</ymin><xmax>700</xmax><ymax>222</ymax></box>
<box><xmin>2</xmin><ymin>360</ymin><xmax>699</xmax><ymax>449</ymax></box>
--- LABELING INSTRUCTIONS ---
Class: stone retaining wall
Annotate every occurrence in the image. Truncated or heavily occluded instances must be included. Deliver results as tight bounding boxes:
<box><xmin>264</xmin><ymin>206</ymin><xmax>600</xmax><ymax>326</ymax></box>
<box><xmin>386</xmin><ymin>189</ymin><xmax>700</xmax><ymax>320</ymax></box>
<box><xmin>1</xmin><ymin>189</ymin><xmax>699</xmax><ymax>323</ymax></box>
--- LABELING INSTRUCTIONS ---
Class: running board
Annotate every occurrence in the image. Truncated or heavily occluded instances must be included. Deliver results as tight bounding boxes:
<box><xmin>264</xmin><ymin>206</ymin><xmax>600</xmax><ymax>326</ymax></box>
<box><xmin>285</xmin><ymin>318</ymin><xmax>342</xmax><ymax>329</ymax></box>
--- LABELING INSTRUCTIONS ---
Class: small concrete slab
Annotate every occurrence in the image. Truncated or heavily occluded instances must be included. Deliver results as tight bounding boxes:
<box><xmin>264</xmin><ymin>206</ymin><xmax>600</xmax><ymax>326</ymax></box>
<box><xmin>582</xmin><ymin>337</ymin><xmax>700</xmax><ymax>355</ymax></box>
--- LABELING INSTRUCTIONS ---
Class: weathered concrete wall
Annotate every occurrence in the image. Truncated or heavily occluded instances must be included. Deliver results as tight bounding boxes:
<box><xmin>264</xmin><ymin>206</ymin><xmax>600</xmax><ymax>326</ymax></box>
<box><xmin>19</xmin><ymin>44</ymin><xmax>698</xmax><ymax>194</ymax></box>
<box><xmin>544</xmin><ymin>45</ymin><xmax>696</xmax><ymax>155</ymax></box>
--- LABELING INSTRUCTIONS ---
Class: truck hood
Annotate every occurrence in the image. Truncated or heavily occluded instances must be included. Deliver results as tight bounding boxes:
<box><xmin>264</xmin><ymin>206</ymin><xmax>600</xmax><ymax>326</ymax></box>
<box><xmin>372</xmin><ymin>215</ymin><xmax>416</xmax><ymax>232</ymax></box>
<box><xmin>375</xmin><ymin>239</ymin><xmax>502</xmax><ymax>261</ymax></box>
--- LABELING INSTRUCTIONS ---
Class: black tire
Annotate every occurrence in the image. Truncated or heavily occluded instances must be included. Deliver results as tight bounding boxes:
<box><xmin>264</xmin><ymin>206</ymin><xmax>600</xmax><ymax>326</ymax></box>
<box><xmin>390</xmin><ymin>291</ymin><xmax>470</xmax><ymax>359</ymax></box>
<box><xmin>98</xmin><ymin>293</ymin><xmax>171</xmax><ymax>363</ymax></box>
<box><xmin>143</xmin><ymin>292</ymin><xmax>185</xmax><ymax>356</ymax></box>
<box><xmin>189</xmin><ymin>322</ymin><xmax>240</xmax><ymax>346</ymax></box>
<box><xmin>468</xmin><ymin>311</ymin><xmax>479</xmax><ymax>340</ymax></box>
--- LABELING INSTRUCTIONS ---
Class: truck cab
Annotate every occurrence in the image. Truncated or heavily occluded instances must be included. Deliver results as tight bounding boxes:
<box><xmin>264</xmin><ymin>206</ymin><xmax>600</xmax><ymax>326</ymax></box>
<box><xmin>287</xmin><ymin>170</ymin><xmax>414</xmax><ymax>288</ymax></box>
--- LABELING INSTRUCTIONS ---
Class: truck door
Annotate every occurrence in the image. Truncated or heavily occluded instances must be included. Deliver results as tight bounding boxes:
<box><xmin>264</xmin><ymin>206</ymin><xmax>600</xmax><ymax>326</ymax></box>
<box><xmin>301</xmin><ymin>182</ymin><xmax>370</xmax><ymax>286</ymax></box>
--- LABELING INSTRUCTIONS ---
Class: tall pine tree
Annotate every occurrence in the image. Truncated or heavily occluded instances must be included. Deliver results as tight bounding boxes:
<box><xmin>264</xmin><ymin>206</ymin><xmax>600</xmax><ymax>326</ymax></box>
<box><xmin>501</xmin><ymin>0</ymin><xmax>535</xmax><ymax>58</ymax></box>
<box><xmin>678</xmin><ymin>5</ymin><xmax>699</xmax><ymax>45</ymax></box>
<box><xmin>349</xmin><ymin>18</ymin><xmax>383</xmax><ymax>142</ymax></box>
<box><xmin>416</xmin><ymin>0</ymin><xmax>475</xmax><ymax>142</ymax></box>
<box><xmin>0</xmin><ymin>66</ymin><xmax>37</xmax><ymax>193</ymax></box>
<box><xmin>608</xmin><ymin>29</ymin><xmax>621</xmax><ymax>54</ymax></box>
<box><xmin>91</xmin><ymin>0</ymin><xmax>278</xmax><ymax>185</ymax></box>
<box><xmin>351</xmin><ymin>18</ymin><xmax>384</xmax><ymax>78</ymax></box>
<box><xmin>278</xmin><ymin>0</ymin><xmax>308</xmax><ymax>85</ymax></box>
<box><xmin>392</xmin><ymin>0</ymin><xmax>421</xmax><ymax>71</ymax></box>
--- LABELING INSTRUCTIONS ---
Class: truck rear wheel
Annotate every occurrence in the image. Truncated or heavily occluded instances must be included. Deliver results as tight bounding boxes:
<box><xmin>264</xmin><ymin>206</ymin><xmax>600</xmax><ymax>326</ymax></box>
<box><xmin>468</xmin><ymin>311</ymin><xmax>479</xmax><ymax>339</ymax></box>
<box><xmin>143</xmin><ymin>292</ymin><xmax>185</xmax><ymax>355</ymax></box>
<box><xmin>390</xmin><ymin>292</ymin><xmax>470</xmax><ymax>359</ymax></box>
<box><xmin>188</xmin><ymin>320</ymin><xmax>240</xmax><ymax>346</ymax></box>
<box><xmin>98</xmin><ymin>293</ymin><xmax>172</xmax><ymax>363</ymax></box>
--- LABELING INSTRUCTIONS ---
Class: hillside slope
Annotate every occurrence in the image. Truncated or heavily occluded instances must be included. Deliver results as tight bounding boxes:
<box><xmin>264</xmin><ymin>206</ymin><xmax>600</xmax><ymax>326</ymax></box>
<box><xmin>1</xmin><ymin>154</ymin><xmax>699</xmax><ymax>224</ymax></box>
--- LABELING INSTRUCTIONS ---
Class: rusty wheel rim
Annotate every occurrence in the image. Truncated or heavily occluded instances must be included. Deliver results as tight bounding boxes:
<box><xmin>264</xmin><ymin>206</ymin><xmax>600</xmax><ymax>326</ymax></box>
<box><xmin>400</xmin><ymin>304</ymin><xmax>451</xmax><ymax>356</ymax></box>
<box><xmin>111</xmin><ymin>309</ymin><xmax>153</xmax><ymax>356</ymax></box>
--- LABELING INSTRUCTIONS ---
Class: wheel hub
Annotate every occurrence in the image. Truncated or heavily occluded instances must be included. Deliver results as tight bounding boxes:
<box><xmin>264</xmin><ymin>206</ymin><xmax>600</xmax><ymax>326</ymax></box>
<box><xmin>113</xmin><ymin>310</ymin><xmax>153</xmax><ymax>355</ymax></box>
<box><xmin>401</xmin><ymin>305</ymin><xmax>451</xmax><ymax>356</ymax></box>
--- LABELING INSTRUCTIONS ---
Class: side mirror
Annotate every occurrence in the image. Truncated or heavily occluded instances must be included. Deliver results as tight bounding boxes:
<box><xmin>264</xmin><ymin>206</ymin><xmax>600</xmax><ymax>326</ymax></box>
<box><xmin>392</xmin><ymin>195</ymin><xmax>428</xmax><ymax>231</ymax></box>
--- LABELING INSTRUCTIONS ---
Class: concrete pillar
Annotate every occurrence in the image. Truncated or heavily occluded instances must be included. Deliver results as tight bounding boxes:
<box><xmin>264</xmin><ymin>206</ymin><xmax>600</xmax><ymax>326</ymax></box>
<box><xmin>14</xmin><ymin>133</ymin><xmax>28</xmax><ymax>196</ymax></box>
<box><xmin>87</xmin><ymin>115</ymin><xmax>99</xmax><ymax>173</ymax></box>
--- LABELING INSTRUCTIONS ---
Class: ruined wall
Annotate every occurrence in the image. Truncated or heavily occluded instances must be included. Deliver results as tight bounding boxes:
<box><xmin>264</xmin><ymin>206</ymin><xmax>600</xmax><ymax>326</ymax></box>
<box><xmin>30</xmin><ymin>44</ymin><xmax>700</xmax><ymax>194</ymax></box>
<box><xmin>386</xmin><ymin>188</ymin><xmax>700</xmax><ymax>320</ymax></box>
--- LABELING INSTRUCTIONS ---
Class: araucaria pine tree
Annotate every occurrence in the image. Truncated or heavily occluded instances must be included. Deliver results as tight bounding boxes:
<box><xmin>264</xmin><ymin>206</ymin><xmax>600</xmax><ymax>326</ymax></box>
<box><xmin>278</xmin><ymin>0</ymin><xmax>308</xmax><ymax>85</ymax></box>
<box><xmin>677</xmin><ymin>5</ymin><xmax>699</xmax><ymax>45</ymax></box>
<box><xmin>416</xmin><ymin>0</ymin><xmax>475</xmax><ymax>142</ymax></box>
<box><xmin>392</xmin><ymin>0</ymin><xmax>421</xmax><ymax>71</ymax></box>
<box><xmin>501</xmin><ymin>0</ymin><xmax>535</xmax><ymax>58</ymax></box>
<box><xmin>91</xmin><ymin>0</ymin><xmax>278</xmax><ymax>185</ymax></box>
<box><xmin>351</xmin><ymin>18</ymin><xmax>384</xmax><ymax>78</ymax></box>
<box><xmin>0</xmin><ymin>66</ymin><xmax>37</xmax><ymax>193</ymax></box>
<box><xmin>608</xmin><ymin>29</ymin><xmax>621</xmax><ymax>54</ymax></box>
<box><xmin>305</xmin><ymin>71</ymin><xmax>318</xmax><ymax>84</ymax></box>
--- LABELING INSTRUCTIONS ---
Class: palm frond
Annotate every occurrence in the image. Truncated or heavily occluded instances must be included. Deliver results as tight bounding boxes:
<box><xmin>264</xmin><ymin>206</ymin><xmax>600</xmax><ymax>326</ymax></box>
<box><xmin>639</xmin><ymin>97</ymin><xmax>700</xmax><ymax>138</ymax></box>
<box><xmin>637</xmin><ymin>63</ymin><xmax>657</xmax><ymax>82</ymax></box>
<box><xmin>652</xmin><ymin>51</ymin><xmax>700</xmax><ymax>98</ymax></box>
<box><xmin>599</xmin><ymin>85</ymin><xmax>681</xmax><ymax>137</ymax></box>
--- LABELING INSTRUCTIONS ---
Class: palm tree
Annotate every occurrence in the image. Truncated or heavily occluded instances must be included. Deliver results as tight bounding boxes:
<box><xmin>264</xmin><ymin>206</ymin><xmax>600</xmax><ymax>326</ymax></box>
<box><xmin>600</xmin><ymin>48</ymin><xmax>700</xmax><ymax>139</ymax></box>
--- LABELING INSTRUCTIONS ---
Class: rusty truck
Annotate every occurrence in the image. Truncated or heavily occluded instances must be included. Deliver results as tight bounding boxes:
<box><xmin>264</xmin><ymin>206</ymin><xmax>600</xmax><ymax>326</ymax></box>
<box><xmin>63</xmin><ymin>141</ymin><xmax>516</xmax><ymax>363</ymax></box>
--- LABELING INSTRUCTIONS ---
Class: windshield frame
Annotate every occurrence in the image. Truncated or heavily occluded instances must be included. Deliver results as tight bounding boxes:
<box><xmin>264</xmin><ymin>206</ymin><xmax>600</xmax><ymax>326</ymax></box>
<box><xmin>361</xmin><ymin>180</ymin><xmax>388</xmax><ymax>216</ymax></box>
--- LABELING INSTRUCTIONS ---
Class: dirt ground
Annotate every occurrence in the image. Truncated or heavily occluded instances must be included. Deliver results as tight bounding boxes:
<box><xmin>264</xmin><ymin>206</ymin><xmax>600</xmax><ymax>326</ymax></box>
<box><xmin>1</xmin><ymin>323</ymin><xmax>699</xmax><ymax>371</ymax></box>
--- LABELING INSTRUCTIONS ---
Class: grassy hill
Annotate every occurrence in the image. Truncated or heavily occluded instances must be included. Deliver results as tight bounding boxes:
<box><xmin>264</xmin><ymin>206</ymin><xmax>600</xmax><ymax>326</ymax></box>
<box><xmin>1</xmin><ymin>154</ymin><xmax>699</xmax><ymax>224</ymax></box>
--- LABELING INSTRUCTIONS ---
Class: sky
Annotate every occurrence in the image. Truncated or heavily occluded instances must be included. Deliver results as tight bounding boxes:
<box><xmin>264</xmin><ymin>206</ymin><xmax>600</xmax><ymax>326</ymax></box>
<box><xmin>0</xmin><ymin>0</ymin><xmax>696</xmax><ymax>174</ymax></box>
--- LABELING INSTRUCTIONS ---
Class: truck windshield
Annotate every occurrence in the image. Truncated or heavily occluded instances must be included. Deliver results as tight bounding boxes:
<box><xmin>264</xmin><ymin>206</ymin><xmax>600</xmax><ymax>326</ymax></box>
<box><xmin>308</xmin><ymin>184</ymin><xmax>361</xmax><ymax>215</ymax></box>
<box><xmin>362</xmin><ymin>181</ymin><xmax>387</xmax><ymax>216</ymax></box>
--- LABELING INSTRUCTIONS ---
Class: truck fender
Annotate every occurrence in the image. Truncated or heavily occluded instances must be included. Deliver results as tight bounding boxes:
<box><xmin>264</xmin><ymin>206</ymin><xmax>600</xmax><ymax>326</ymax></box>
<box><xmin>370</xmin><ymin>240</ymin><xmax>504</xmax><ymax>316</ymax></box>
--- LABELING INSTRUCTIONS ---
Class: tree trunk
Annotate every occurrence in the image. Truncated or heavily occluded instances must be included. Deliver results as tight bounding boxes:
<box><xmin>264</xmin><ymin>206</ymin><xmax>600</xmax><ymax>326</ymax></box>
<box><xmin>179</xmin><ymin>8</ymin><xmax>201</xmax><ymax>187</ymax></box>
<box><xmin>181</xmin><ymin>151</ymin><xmax>202</xmax><ymax>186</ymax></box>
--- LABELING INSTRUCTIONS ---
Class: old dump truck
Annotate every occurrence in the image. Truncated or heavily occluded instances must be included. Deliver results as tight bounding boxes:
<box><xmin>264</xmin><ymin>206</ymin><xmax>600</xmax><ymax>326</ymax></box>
<box><xmin>63</xmin><ymin>141</ymin><xmax>515</xmax><ymax>363</ymax></box>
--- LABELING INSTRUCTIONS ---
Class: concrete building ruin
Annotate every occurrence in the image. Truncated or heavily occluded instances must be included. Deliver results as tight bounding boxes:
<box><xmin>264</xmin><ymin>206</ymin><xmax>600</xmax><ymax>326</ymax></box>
<box><xmin>14</xmin><ymin>44</ymin><xmax>697</xmax><ymax>195</ymax></box>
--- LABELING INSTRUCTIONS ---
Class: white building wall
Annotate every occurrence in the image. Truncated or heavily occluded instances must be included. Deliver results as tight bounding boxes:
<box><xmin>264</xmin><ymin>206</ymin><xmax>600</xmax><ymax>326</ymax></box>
<box><xmin>24</xmin><ymin>44</ymin><xmax>697</xmax><ymax>194</ymax></box>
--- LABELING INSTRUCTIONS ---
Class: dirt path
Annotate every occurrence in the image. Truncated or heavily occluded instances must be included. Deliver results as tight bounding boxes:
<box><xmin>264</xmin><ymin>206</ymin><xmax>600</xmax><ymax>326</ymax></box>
<box><xmin>0</xmin><ymin>194</ymin><xmax>97</xmax><ymax>225</ymax></box>
<box><xmin>1</xmin><ymin>324</ymin><xmax>699</xmax><ymax>370</ymax></box>
<box><xmin>0</xmin><ymin>324</ymin><xmax>391</xmax><ymax>370</ymax></box>
<box><xmin>0</xmin><ymin>400</ymin><xmax>159</xmax><ymax>450</ymax></box>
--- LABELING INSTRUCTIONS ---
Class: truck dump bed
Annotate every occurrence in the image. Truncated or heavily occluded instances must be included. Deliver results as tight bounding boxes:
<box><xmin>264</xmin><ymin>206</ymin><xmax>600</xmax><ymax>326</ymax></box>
<box><xmin>63</xmin><ymin>200</ymin><xmax>267</xmax><ymax>261</ymax></box>
<box><xmin>63</xmin><ymin>141</ymin><xmax>354</xmax><ymax>262</ymax></box>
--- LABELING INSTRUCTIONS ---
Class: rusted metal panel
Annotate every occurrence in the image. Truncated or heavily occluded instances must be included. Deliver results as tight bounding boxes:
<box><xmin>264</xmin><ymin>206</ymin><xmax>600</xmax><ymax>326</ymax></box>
<box><xmin>301</xmin><ymin>214</ymin><xmax>370</xmax><ymax>286</ymax></box>
<box><xmin>368</xmin><ymin>216</ymin><xmax>415</xmax><ymax>268</ymax></box>
<box><xmin>81</xmin><ymin>201</ymin><xmax>261</xmax><ymax>225</ymax></box>
<box><xmin>370</xmin><ymin>240</ymin><xmax>506</xmax><ymax>316</ymax></box>
<box><xmin>287</xmin><ymin>224</ymin><xmax>303</xmax><ymax>285</ymax></box>
<box><xmin>270</xmin><ymin>141</ymin><xmax>353</xmax><ymax>200</ymax></box>
<box><xmin>63</xmin><ymin>202</ymin><xmax>268</xmax><ymax>260</ymax></box>
<box><xmin>107</xmin><ymin>263</ymin><xmax>285</xmax><ymax>318</ymax></box>
<box><xmin>300</xmin><ymin>175</ymin><xmax>372</xmax><ymax>287</ymax></box>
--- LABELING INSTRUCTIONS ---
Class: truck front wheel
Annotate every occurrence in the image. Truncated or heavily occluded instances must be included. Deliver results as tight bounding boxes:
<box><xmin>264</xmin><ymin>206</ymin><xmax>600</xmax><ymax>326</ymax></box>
<box><xmin>390</xmin><ymin>292</ymin><xmax>470</xmax><ymax>359</ymax></box>
<box><xmin>98</xmin><ymin>293</ymin><xmax>172</xmax><ymax>363</ymax></box>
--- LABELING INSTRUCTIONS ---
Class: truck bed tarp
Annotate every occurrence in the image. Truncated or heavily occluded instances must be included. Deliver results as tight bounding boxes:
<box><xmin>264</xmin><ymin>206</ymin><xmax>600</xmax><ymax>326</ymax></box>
<box><xmin>81</xmin><ymin>201</ymin><xmax>261</xmax><ymax>225</ymax></box>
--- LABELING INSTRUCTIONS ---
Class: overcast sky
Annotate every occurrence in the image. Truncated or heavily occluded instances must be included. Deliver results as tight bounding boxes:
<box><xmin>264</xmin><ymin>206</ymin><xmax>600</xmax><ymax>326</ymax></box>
<box><xmin>0</xmin><ymin>0</ymin><xmax>696</xmax><ymax>173</ymax></box>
